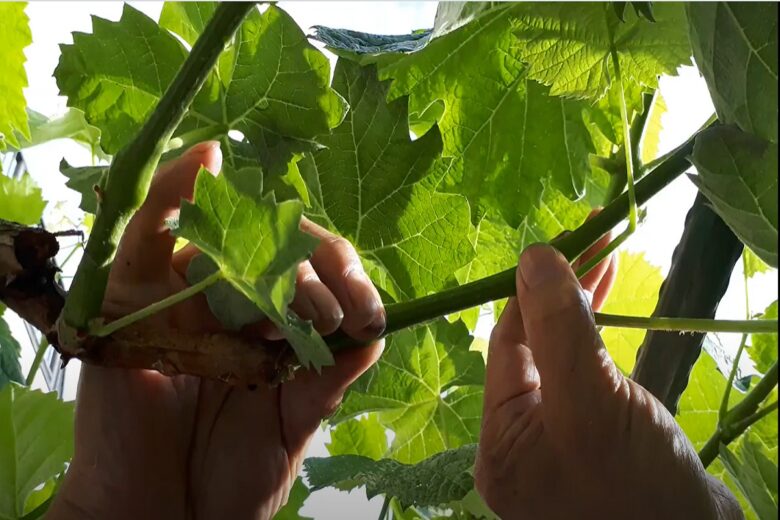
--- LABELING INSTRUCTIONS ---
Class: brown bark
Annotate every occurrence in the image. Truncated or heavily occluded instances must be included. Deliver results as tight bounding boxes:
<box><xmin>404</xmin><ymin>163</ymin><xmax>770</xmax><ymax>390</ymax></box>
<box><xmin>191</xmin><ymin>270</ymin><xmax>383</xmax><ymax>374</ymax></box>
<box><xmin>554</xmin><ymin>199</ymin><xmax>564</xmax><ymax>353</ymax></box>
<box><xmin>0</xmin><ymin>220</ymin><xmax>296</xmax><ymax>386</ymax></box>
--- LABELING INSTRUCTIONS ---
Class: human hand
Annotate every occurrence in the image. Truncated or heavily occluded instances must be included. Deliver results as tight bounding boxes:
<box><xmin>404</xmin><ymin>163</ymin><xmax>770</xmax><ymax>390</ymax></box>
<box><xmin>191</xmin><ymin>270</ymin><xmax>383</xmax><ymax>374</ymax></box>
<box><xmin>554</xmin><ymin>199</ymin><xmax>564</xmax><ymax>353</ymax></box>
<box><xmin>50</xmin><ymin>142</ymin><xmax>385</xmax><ymax>520</ymax></box>
<box><xmin>475</xmin><ymin>243</ymin><xmax>742</xmax><ymax>519</ymax></box>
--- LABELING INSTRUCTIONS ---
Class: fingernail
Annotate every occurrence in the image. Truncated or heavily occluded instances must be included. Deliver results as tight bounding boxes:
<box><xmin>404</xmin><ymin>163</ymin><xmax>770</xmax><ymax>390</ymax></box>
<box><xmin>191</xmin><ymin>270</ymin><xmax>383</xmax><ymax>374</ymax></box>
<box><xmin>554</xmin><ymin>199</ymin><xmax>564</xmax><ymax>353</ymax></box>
<box><xmin>187</xmin><ymin>140</ymin><xmax>220</xmax><ymax>155</ymax></box>
<box><xmin>583</xmin><ymin>289</ymin><xmax>594</xmax><ymax>305</ymax></box>
<box><xmin>365</xmin><ymin>311</ymin><xmax>386</xmax><ymax>337</ymax></box>
<box><xmin>345</xmin><ymin>269</ymin><xmax>380</xmax><ymax>311</ymax></box>
<box><xmin>520</xmin><ymin>244</ymin><xmax>567</xmax><ymax>289</ymax></box>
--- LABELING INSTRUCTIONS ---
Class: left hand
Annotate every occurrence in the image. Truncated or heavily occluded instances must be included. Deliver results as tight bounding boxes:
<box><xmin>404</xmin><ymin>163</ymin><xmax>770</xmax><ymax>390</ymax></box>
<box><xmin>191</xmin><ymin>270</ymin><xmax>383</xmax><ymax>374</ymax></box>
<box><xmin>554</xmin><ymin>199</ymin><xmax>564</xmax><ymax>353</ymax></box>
<box><xmin>50</xmin><ymin>141</ymin><xmax>385</xmax><ymax>520</ymax></box>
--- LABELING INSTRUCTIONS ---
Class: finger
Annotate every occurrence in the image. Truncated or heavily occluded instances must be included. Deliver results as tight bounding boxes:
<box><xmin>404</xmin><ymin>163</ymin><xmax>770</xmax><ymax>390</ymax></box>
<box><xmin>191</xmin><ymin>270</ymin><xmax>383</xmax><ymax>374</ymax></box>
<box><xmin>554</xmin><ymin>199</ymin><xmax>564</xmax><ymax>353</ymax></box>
<box><xmin>114</xmin><ymin>141</ymin><xmax>222</xmax><ymax>283</ymax></box>
<box><xmin>171</xmin><ymin>242</ymin><xmax>201</xmax><ymax>278</ymax></box>
<box><xmin>281</xmin><ymin>340</ymin><xmax>385</xmax><ymax>455</ymax></box>
<box><xmin>483</xmin><ymin>296</ymin><xmax>540</xmax><ymax>415</ymax></box>
<box><xmin>516</xmin><ymin>244</ymin><xmax>622</xmax><ymax>435</ymax></box>
<box><xmin>592</xmin><ymin>253</ymin><xmax>617</xmax><ymax>311</ymax></box>
<box><xmin>300</xmin><ymin>219</ymin><xmax>385</xmax><ymax>341</ymax></box>
<box><xmin>290</xmin><ymin>261</ymin><xmax>344</xmax><ymax>335</ymax></box>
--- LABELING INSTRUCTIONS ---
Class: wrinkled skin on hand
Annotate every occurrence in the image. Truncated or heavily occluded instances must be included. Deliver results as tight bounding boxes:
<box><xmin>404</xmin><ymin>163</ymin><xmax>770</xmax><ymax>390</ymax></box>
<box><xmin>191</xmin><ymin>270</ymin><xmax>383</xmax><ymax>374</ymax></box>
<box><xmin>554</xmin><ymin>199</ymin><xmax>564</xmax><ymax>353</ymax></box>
<box><xmin>475</xmin><ymin>243</ymin><xmax>743</xmax><ymax>520</ymax></box>
<box><xmin>50</xmin><ymin>142</ymin><xmax>386</xmax><ymax>520</ymax></box>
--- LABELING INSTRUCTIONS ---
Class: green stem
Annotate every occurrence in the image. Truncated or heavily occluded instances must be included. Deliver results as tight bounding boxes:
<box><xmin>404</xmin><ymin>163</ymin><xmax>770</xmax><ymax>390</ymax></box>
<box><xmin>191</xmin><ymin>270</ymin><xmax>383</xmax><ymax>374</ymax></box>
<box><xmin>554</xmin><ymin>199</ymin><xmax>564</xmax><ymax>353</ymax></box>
<box><xmin>328</xmin><ymin>122</ymin><xmax>712</xmax><ymax>351</ymax></box>
<box><xmin>699</xmin><ymin>361</ymin><xmax>778</xmax><ymax>467</ymax></box>
<box><xmin>727</xmin><ymin>400</ymin><xmax>778</xmax><ymax>436</ymax></box>
<box><xmin>720</xmin><ymin>334</ymin><xmax>748</xmax><ymax>421</ymax></box>
<box><xmin>25</xmin><ymin>335</ymin><xmax>49</xmax><ymax>386</ymax></box>
<box><xmin>61</xmin><ymin>3</ymin><xmax>255</xmax><ymax>336</ymax></box>
<box><xmin>593</xmin><ymin>315</ymin><xmax>777</xmax><ymax>334</ymax></box>
<box><xmin>378</xmin><ymin>497</ymin><xmax>390</xmax><ymax>520</ymax></box>
<box><xmin>92</xmin><ymin>271</ymin><xmax>223</xmax><ymax>337</ymax></box>
<box><xmin>577</xmin><ymin>48</ymin><xmax>638</xmax><ymax>278</ymax></box>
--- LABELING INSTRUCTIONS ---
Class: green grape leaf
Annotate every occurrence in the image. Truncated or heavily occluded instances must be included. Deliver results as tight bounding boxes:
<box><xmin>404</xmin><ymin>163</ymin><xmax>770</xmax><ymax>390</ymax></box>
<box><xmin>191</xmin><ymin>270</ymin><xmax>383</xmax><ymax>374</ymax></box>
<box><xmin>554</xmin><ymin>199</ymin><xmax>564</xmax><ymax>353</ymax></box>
<box><xmin>158</xmin><ymin>2</ymin><xmax>218</xmax><ymax>46</ymax></box>
<box><xmin>0</xmin><ymin>317</ymin><xmax>24</xmax><ymax>391</ymax></box>
<box><xmin>300</xmin><ymin>60</ymin><xmax>474</xmax><ymax>300</ymax></box>
<box><xmin>640</xmin><ymin>93</ymin><xmax>668</xmax><ymax>164</ymax></box>
<box><xmin>744</xmin><ymin>249</ymin><xmax>771</xmax><ymax>279</ymax></box>
<box><xmin>750</xmin><ymin>300</ymin><xmax>778</xmax><ymax>375</ymax></box>
<box><xmin>186</xmin><ymin>254</ymin><xmax>265</xmax><ymax>331</ymax></box>
<box><xmin>0</xmin><ymin>3</ymin><xmax>32</xmax><ymax>150</ymax></box>
<box><xmin>430</xmin><ymin>2</ymin><xmax>502</xmax><ymax>38</ymax></box>
<box><xmin>272</xmin><ymin>477</ymin><xmax>312</xmax><ymax>520</ymax></box>
<box><xmin>59</xmin><ymin>160</ymin><xmax>106</xmax><ymax>215</ymax></box>
<box><xmin>173</xmin><ymin>168</ymin><xmax>332</xmax><ymax>370</ymax></box>
<box><xmin>10</xmin><ymin>109</ymin><xmax>104</xmax><ymax>158</ymax></box>
<box><xmin>56</xmin><ymin>4</ymin><xmax>346</xmax><ymax>174</ymax></box>
<box><xmin>332</xmin><ymin>319</ymin><xmax>484</xmax><ymax>464</ymax></box>
<box><xmin>599</xmin><ymin>251</ymin><xmax>664</xmax><ymax>374</ymax></box>
<box><xmin>0</xmin><ymin>385</ymin><xmax>74</xmax><ymax>519</ymax></box>
<box><xmin>687</xmin><ymin>3</ymin><xmax>778</xmax><ymax>143</ymax></box>
<box><xmin>327</xmin><ymin>414</ymin><xmax>388</xmax><ymax>460</ymax></box>
<box><xmin>512</xmin><ymin>3</ymin><xmax>691</xmax><ymax>101</ymax></box>
<box><xmin>690</xmin><ymin>125</ymin><xmax>778</xmax><ymax>267</ymax></box>
<box><xmin>720</xmin><ymin>432</ymin><xmax>779</xmax><ymax>519</ymax></box>
<box><xmin>379</xmin><ymin>6</ymin><xmax>595</xmax><ymax>226</ymax></box>
<box><xmin>675</xmin><ymin>353</ymin><xmax>757</xmax><ymax>515</ymax></box>
<box><xmin>0</xmin><ymin>174</ymin><xmax>47</xmax><ymax>226</ymax></box>
<box><xmin>304</xmin><ymin>444</ymin><xmax>477</xmax><ymax>509</ymax></box>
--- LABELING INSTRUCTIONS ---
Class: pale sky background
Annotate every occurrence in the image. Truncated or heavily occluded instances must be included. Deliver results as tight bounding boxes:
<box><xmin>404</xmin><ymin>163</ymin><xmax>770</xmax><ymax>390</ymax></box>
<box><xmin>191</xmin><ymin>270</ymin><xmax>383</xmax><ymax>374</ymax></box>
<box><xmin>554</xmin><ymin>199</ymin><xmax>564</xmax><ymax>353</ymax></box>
<box><xmin>6</xmin><ymin>2</ymin><xmax>778</xmax><ymax>519</ymax></box>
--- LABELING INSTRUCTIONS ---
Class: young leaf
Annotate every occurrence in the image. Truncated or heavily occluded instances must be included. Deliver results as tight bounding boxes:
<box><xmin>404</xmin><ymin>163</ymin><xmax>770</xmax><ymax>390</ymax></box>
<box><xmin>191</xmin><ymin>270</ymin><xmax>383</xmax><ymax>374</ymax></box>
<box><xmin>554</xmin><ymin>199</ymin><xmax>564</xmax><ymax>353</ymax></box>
<box><xmin>312</xmin><ymin>26</ymin><xmax>430</xmax><ymax>57</ymax></box>
<box><xmin>173</xmin><ymin>168</ymin><xmax>332</xmax><ymax>370</ymax></box>
<box><xmin>0</xmin><ymin>174</ymin><xmax>46</xmax><ymax>226</ymax></box>
<box><xmin>0</xmin><ymin>317</ymin><xmax>24</xmax><ymax>391</ymax></box>
<box><xmin>56</xmin><ymin>4</ymin><xmax>346</xmax><ymax>173</ymax></box>
<box><xmin>331</xmin><ymin>319</ymin><xmax>484</xmax><ymax>464</ymax></box>
<box><xmin>0</xmin><ymin>385</ymin><xmax>74</xmax><ymax>519</ymax></box>
<box><xmin>690</xmin><ymin>125</ymin><xmax>778</xmax><ymax>267</ymax></box>
<box><xmin>598</xmin><ymin>251</ymin><xmax>664</xmax><ymax>374</ymax></box>
<box><xmin>744</xmin><ymin>249</ymin><xmax>771</xmax><ymax>279</ymax></box>
<box><xmin>750</xmin><ymin>301</ymin><xmax>778</xmax><ymax>375</ymax></box>
<box><xmin>59</xmin><ymin>160</ymin><xmax>106</xmax><ymax>215</ymax></box>
<box><xmin>9</xmin><ymin>109</ymin><xmax>103</xmax><ymax>158</ymax></box>
<box><xmin>272</xmin><ymin>477</ymin><xmax>312</xmax><ymax>520</ymax></box>
<box><xmin>304</xmin><ymin>444</ymin><xmax>477</xmax><ymax>509</ymax></box>
<box><xmin>0</xmin><ymin>3</ymin><xmax>32</xmax><ymax>150</ymax></box>
<box><xmin>300</xmin><ymin>60</ymin><xmax>474</xmax><ymax>300</ymax></box>
<box><xmin>687</xmin><ymin>3</ymin><xmax>778</xmax><ymax>143</ymax></box>
<box><xmin>720</xmin><ymin>432</ymin><xmax>779</xmax><ymax>519</ymax></box>
<box><xmin>327</xmin><ymin>414</ymin><xmax>388</xmax><ymax>460</ymax></box>
<box><xmin>512</xmin><ymin>3</ymin><xmax>691</xmax><ymax>100</ymax></box>
<box><xmin>379</xmin><ymin>6</ymin><xmax>595</xmax><ymax>226</ymax></box>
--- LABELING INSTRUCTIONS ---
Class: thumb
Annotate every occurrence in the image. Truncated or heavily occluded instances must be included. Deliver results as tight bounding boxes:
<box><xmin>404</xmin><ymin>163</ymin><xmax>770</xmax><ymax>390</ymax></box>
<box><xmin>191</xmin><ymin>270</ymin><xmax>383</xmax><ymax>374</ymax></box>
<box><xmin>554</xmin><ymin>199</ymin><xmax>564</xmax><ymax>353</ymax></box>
<box><xmin>115</xmin><ymin>141</ymin><xmax>222</xmax><ymax>283</ymax></box>
<box><xmin>516</xmin><ymin>244</ymin><xmax>622</xmax><ymax>435</ymax></box>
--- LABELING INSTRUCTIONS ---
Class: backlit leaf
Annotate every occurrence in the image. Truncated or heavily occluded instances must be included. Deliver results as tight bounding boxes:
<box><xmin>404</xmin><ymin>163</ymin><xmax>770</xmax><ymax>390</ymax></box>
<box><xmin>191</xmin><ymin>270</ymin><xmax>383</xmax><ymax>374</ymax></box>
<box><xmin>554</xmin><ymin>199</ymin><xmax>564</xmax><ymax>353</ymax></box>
<box><xmin>0</xmin><ymin>174</ymin><xmax>46</xmax><ymax>226</ymax></box>
<box><xmin>0</xmin><ymin>385</ymin><xmax>74</xmax><ymax>519</ymax></box>
<box><xmin>0</xmin><ymin>316</ymin><xmax>24</xmax><ymax>391</ymax></box>
<box><xmin>327</xmin><ymin>414</ymin><xmax>388</xmax><ymax>460</ymax></box>
<box><xmin>750</xmin><ymin>300</ymin><xmax>778</xmax><ymax>375</ymax></box>
<box><xmin>0</xmin><ymin>3</ymin><xmax>32</xmax><ymax>150</ymax></box>
<box><xmin>511</xmin><ymin>3</ymin><xmax>691</xmax><ymax>100</ymax></box>
<box><xmin>332</xmin><ymin>319</ymin><xmax>484</xmax><ymax>464</ymax></box>
<box><xmin>301</xmin><ymin>60</ymin><xmax>474</xmax><ymax>300</ymax></box>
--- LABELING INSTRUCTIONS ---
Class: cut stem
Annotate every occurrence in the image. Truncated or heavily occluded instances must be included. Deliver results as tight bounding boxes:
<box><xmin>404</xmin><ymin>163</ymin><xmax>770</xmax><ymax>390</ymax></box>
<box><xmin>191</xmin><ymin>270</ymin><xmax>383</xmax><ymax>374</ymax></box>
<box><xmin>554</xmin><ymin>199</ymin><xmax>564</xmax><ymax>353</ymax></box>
<box><xmin>91</xmin><ymin>271</ymin><xmax>223</xmax><ymax>337</ymax></box>
<box><xmin>61</xmin><ymin>3</ymin><xmax>255</xmax><ymax>337</ymax></box>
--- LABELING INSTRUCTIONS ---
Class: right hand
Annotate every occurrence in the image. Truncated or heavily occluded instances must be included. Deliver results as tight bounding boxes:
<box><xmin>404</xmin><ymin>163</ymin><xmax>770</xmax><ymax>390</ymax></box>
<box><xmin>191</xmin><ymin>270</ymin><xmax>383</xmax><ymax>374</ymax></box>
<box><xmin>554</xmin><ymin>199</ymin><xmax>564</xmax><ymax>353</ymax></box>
<box><xmin>475</xmin><ymin>243</ymin><xmax>743</xmax><ymax>519</ymax></box>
